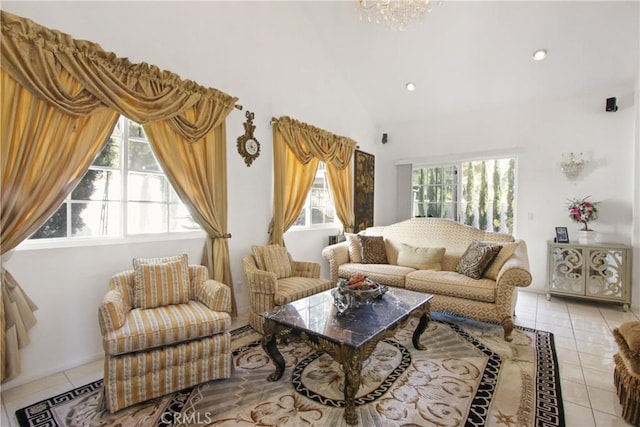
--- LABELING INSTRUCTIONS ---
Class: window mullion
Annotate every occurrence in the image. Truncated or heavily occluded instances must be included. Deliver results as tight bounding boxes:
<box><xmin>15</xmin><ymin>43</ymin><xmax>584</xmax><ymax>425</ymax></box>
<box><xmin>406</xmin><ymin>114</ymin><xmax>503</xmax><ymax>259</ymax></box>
<box><xmin>122</xmin><ymin>116</ymin><xmax>129</xmax><ymax>237</ymax></box>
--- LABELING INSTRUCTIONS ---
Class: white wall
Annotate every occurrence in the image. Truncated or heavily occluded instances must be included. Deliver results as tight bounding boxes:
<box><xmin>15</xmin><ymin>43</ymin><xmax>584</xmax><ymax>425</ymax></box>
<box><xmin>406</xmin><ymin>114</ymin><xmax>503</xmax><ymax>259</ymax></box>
<box><xmin>1</xmin><ymin>1</ymin><xmax>376</xmax><ymax>389</ymax></box>
<box><xmin>375</xmin><ymin>88</ymin><xmax>638</xmax><ymax>303</ymax></box>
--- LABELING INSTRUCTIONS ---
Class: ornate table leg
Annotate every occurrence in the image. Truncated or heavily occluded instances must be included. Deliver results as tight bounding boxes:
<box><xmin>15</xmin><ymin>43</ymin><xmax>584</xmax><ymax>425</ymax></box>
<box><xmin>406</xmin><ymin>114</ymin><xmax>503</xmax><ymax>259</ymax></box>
<box><xmin>261</xmin><ymin>319</ymin><xmax>286</xmax><ymax>381</ymax></box>
<box><xmin>412</xmin><ymin>312</ymin><xmax>429</xmax><ymax>350</ymax></box>
<box><xmin>342</xmin><ymin>349</ymin><xmax>362</xmax><ymax>425</ymax></box>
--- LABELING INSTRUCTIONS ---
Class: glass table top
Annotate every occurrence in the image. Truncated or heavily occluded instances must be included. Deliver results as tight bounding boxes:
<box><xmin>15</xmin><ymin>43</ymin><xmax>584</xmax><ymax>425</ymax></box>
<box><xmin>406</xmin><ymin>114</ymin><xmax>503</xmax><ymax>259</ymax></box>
<box><xmin>261</xmin><ymin>287</ymin><xmax>433</xmax><ymax>349</ymax></box>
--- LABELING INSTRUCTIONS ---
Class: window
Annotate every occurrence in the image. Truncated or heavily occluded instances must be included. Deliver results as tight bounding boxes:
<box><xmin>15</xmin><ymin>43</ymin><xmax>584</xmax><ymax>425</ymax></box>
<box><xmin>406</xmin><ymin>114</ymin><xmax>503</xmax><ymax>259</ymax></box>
<box><xmin>29</xmin><ymin>116</ymin><xmax>200</xmax><ymax>241</ymax></box>
<box><xmin>412</xmin><ymin>157</ymin><xmax>517</xmax><ymax>233</ymax></box>
<box><xmin>292</xmin><ymin>162</ymin><xmax>337</xmax><ymax>228</ymax></box>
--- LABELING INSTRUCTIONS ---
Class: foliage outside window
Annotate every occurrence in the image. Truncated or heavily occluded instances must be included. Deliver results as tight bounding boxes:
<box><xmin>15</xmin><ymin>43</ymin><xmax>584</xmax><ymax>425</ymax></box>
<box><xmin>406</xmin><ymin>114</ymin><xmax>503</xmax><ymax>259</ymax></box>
<box><xmin>412</xmin><ymin>158</ymin><xmax>516</xmax><ymax>233</ymax></box>
<box><xmin>29</xmin><ymin>117</ymin><xmax>200</xmax><ymax>241</ymax></box>
<box><xmin>292</xmin><ymin>162</ymin><xmax>337</xmax><ymax>228</ymax></box>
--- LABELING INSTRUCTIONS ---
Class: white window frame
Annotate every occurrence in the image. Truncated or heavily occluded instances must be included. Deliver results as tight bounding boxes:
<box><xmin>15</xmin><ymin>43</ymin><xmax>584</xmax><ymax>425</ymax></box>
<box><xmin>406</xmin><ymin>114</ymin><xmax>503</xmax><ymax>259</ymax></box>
<box><xmin>408</xmin><ymin>151</ymin><xmax>519</xmax><ymax>234</ymax></box>
<box><xmin>289</xmin><ymin>162</ymin><xmax>340</xmax><ymax>231</ymax></box>
<box><xmin>17</xmin><ymin>117</ymin><xmax>205</xmax><ymax>250</ymax></box>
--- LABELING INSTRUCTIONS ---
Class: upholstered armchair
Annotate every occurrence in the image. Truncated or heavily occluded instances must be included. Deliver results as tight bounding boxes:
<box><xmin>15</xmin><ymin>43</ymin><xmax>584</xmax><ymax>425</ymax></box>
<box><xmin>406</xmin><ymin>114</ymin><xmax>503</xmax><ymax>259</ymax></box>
<box><xmin>98</xmin><ymin>254</ymin><xmax>233</xmax><ymax>413</ymax></box>
<box><xmin>242</xmin><ymin>245</ymin><xmax>332</xmax><ymax>334</ymax></box>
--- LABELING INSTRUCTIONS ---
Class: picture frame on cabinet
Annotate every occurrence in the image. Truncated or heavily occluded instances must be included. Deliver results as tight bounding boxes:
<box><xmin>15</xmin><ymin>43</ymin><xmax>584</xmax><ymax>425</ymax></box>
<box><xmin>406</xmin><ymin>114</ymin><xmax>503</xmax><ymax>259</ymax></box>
<box><xmin>554</xmin><ymin>226</ymin><xmax>569</xmax><ymax>243</ymax></box>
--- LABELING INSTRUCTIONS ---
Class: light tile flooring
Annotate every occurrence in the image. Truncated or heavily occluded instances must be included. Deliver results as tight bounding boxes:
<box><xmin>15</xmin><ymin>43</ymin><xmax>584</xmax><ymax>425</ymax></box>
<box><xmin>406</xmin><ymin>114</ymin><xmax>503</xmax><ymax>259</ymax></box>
<box><xmin>1</xmin><ymin>292</ymin><xmax>638</xmax><ymax>426</ymax></box>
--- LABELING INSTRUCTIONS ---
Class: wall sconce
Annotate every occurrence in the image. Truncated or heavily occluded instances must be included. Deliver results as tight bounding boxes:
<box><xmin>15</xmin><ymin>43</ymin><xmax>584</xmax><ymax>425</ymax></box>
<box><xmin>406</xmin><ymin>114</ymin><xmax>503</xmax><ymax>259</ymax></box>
<box><xmin>560</xmin><ymin>152</ymin><xmax>586</xmax><ymax>180</ymax></box>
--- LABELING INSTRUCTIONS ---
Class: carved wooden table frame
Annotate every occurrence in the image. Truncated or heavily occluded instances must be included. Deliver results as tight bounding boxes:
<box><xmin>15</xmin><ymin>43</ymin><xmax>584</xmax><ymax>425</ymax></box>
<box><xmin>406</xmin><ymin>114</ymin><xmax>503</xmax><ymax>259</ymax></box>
<box><xmin>261</xmin><ymin>301</ymin><xmax>431</xmax><ymax>425</ymax></box>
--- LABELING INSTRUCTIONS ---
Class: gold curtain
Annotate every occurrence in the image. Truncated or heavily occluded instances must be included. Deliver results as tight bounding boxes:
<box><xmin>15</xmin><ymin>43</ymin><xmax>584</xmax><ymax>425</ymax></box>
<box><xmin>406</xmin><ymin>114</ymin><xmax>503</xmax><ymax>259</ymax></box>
<box><xmin>0</xmin><ymin>69</ymin><xmax>119</xmax><ymax>382</ymax></box>
<box><xmin>0</xmin><ymin>10</ymin><xmax>239</xmax><ymax>381</ymax></box>
<box><xmin>269</xmin><ymin>117</ymin><xmax>357</xmax><ymax>245</ymax></box>
<box><xmin>144</xmin><ymin>116</ymin><xmax>237</xmax><ymax>316</ymax></box>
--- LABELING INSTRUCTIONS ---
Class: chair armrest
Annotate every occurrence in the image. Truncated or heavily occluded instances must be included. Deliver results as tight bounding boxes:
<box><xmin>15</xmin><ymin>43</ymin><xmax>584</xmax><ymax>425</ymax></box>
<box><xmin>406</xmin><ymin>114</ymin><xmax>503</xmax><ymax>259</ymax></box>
<box><xmin>98</xmin><ymin>290</ymin><xmax>130</xmax><ymax>335</ymax></box>
<box><xmin>291</xmin><ymin>260</ymin><xmax>321</xmax><ymax>278</ymax></box>
<box><xmin>322</xmin><ymin>242</ymin><xmax>350</xmax><ymax>283</ymax></box>
<box><xmin>196</xmin><ymin>279</ymin><xmax>231</xmax><ymax>313</ymax></box>
<box><xmin>496</xmin><ymin>240</ymin><xmax>532</xmax><ymax>288</ymax></box>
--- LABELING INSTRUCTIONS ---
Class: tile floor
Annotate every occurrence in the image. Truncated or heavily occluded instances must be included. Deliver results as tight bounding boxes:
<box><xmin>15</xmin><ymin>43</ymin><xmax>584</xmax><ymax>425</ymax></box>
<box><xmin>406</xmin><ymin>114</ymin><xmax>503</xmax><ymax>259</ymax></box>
<box><xmin>1</xmin><ymin>291</ymin><xmax>638</xmax><ymax>426</ymax></box>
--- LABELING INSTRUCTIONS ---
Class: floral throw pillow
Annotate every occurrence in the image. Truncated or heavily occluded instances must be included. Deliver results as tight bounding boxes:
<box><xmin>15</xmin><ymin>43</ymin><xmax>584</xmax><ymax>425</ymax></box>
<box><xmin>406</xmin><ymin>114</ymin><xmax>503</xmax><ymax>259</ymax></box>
<box><xmin>455</xmin><ymin>240</ymin><xmax>503</xmax><ymax>279</ymax></box>
<box><xmin>357</xmin><ymin>235</ymin><xmax>388</xmax><ymax>264</ymax></box>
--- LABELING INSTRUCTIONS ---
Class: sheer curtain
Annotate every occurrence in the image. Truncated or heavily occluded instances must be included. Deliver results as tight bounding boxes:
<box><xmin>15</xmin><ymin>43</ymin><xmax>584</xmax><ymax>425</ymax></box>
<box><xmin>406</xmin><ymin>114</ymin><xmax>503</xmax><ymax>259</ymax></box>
<box><xmin>269</xmin><ymin>116</ymin><xmax>357</xmax><ymax>246</ymax></box>
<box><xmin>0</xmin><ymin>10</ymin><xmax>239</xmax><ymax>381</ymax></box>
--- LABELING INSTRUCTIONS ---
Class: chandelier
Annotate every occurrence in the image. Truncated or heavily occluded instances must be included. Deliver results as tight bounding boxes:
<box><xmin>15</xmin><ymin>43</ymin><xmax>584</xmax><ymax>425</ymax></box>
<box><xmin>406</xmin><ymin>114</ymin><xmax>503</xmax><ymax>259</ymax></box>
<box><xmin>357</xmin><ymin>0</ymin><xmax>434</xmax><ymax>31</ymax></box>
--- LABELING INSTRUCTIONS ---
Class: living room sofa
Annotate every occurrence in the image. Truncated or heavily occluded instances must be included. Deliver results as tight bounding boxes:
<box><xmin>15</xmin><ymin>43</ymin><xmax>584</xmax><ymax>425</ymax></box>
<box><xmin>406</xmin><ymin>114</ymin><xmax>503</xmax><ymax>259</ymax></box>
<box><xmin>322</xmin><ymin>218</ymin><xmax>532</xmax><ymax>341</ymax></box>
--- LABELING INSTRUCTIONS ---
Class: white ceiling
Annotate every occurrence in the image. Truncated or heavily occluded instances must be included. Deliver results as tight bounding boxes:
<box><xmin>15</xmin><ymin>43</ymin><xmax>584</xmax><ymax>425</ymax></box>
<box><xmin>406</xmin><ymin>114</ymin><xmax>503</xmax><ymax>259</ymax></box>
<box><xmin>297</xmin><ymin>1</ymin><xmax>639</xmax><ymax>127</ymax></box>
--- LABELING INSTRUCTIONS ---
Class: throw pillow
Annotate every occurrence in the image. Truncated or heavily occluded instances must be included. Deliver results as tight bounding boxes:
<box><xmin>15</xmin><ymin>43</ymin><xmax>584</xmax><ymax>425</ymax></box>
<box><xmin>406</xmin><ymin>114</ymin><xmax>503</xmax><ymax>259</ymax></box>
<box><xmin>252</xmin><ymin>245</ymin><xmax>292</xmax><ymax>279</ymax></box>
<box><xmin>358</xmin><ymin>235</ymin><xmax>388</xmax><ymax>264</ymax></box>
<box><xmin>132</xmin><ymin>255</ymin><xmax>191</xmax><ymax>309</ymax></box>
<box><xmin>397</xmin><ymin>243</ymin><xmax>446</xmax><ymax>270</ymax></box>
<box><xmin>483</xmin><ymin>242</ymin><xmax>518</xmax><ymax>280</ymax></box>
<box><xmin>345</xmin><ymin>233</ymin><xmax>362</xmax><ymax>263</ymax></box>
<box><xmin>455</xmin><ymin>240</ymin><xmax>503</xmax><ymax>280</ymax></box>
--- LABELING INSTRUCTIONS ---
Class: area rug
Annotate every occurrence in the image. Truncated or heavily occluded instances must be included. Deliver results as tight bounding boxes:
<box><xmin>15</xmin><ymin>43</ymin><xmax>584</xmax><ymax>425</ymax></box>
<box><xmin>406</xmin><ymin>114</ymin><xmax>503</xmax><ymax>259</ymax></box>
<box><xmin>15</xmin><ymin>313</ymin><xmax>564</xmax><ymax>426</ymax></box>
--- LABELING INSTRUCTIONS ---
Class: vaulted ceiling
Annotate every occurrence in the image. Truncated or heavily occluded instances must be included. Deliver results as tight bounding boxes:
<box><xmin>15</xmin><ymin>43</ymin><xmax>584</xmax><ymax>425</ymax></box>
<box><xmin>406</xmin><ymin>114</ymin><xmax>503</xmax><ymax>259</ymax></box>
<box><xmin>297</xmin><ymin>1</ymin><xmax>639</xmax><ymax>127</ymax></box>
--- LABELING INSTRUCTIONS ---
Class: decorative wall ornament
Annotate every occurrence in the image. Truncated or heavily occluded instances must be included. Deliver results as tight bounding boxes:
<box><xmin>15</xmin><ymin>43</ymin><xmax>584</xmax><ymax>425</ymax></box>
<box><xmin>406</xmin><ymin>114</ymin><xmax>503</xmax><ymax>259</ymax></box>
<box><xmin>354</xmin><ymin>150</ymin><xmax>375</xmax><ymax>232</ymax></box>
<box><xmin>560</xmin><ymin>152</ymin><xmax>586</xmax><ymax>180</ymax></box>
<box><xmin>237</xmin><ymin>111</ymin><xmax>260</xmax><ymax>167</ymax></box>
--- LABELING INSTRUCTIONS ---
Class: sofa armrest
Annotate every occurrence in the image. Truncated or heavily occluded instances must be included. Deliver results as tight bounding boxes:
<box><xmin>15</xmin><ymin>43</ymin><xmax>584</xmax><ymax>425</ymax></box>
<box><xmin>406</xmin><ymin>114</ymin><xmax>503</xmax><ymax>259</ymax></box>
<box><xmin>322</xmin><ymin>242</ymin><xmax>350</xmax><ymax>283</ymax></box>
<box><xmin>291</xmin><ymin>260</ymin><xmax>321</xmax><ymax>278</ymax></box>
<box><xmin>197</xmin><ymin>279</ymin><xmax>231</xmax><ymax>313</ymax></box>
<box><xmin>98</xmin><ymin>290</ymin><xmax>130</xmax><ymax>335</ymax></box>
<box><xmin>496</xmin><ymin>240</ymin><xmax>532</xmax><ymax>288</ymax></box>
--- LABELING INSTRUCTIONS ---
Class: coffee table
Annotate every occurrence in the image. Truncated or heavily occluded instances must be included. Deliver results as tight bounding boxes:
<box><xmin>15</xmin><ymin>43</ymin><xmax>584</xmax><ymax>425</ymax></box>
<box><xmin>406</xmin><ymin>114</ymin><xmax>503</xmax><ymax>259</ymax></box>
<box><xmin>260</xmin><ymin>287</ymin><xmax>433</xmax><ymax>425</ymax></box>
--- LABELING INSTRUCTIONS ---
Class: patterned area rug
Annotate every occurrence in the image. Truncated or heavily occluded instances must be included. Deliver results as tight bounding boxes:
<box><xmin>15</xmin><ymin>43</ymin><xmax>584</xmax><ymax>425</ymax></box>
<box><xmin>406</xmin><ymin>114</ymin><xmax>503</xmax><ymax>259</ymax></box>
<box><xmin>15</xmin><ymin>313</ymin><xmax>564</xmax><ymax>427</ymax></box>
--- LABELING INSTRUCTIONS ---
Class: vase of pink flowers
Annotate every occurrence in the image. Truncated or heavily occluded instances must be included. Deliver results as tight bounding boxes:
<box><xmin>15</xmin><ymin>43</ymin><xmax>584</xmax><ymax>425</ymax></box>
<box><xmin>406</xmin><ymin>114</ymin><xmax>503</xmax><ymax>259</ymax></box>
<box><xmin>567</xmin><ymin>196</ymin><xmax>600</xmax><ymax>244</ymax></box>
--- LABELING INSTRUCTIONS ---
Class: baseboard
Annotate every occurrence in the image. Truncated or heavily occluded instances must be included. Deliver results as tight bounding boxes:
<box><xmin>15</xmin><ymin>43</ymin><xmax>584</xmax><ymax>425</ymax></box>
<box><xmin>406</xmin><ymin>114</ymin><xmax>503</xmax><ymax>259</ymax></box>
<box><xmin>1</xmin><ymin>352</ymin><xmax>104</xmax><ymax>392</ymax></box>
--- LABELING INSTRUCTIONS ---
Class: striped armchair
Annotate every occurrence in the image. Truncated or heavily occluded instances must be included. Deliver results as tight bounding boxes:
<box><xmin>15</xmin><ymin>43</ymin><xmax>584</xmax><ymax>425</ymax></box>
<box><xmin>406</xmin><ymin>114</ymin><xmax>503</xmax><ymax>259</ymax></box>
<box><xmin>98</xmin><ymin>263</ymin><xmax>232</xmax><ymax>413</ymax></box>
<box><xmin>242</xmin><ymin>246</ymin><xmax>332</xmax><ymax>334</ymax></box>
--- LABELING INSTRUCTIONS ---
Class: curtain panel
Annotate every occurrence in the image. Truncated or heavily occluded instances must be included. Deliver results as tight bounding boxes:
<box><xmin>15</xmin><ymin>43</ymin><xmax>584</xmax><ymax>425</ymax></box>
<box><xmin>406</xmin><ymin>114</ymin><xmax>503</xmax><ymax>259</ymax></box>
<box><xmin>269</xmin><ymin>116</ymin><xmax>357</xmax><ymax>245</ymax></box>
<box><xmin>0</xmin><ymin>10</ymin><xmax>239</xmax><ymax>381</ymax></box>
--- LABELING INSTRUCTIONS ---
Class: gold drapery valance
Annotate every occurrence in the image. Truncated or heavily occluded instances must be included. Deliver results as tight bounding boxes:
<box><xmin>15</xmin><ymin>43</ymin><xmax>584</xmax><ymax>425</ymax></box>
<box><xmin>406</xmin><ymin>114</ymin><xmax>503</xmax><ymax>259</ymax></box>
<box><xmin>269</xmin><ymin>116</ymin><xmax>356</xmax><ymax>245</ymax></box>
<box><xmin>1</xmin><ymin>10</ymin><xmax>238</xmax><ymax>143</ymax></box>
<box><xmin>272</xmin><ymin>116</ymin><xmax>357</xmax><ymax>169</ymax></box>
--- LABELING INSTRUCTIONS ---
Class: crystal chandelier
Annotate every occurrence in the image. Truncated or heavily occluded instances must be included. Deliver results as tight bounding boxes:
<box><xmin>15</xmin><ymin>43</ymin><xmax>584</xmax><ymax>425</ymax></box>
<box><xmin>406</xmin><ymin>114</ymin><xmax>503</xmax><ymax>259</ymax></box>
<box><xmin>357</xmin><ymin>0</ymin><xmax>434</xmax><ymax>31</ymax></box>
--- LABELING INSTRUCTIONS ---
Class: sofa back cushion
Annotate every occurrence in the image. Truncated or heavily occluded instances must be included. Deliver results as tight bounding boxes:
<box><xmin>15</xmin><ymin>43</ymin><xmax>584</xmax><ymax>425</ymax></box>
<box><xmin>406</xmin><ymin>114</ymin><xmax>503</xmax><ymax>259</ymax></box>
<box><xmin>397</xmin><ymin>244</ymin><xmax>445</xmax><ymax>270</ymax></box>
<box><xmin>379</xmin><ymin>218</ymin><xmax>514</xmax><ymax>271</ymax></box>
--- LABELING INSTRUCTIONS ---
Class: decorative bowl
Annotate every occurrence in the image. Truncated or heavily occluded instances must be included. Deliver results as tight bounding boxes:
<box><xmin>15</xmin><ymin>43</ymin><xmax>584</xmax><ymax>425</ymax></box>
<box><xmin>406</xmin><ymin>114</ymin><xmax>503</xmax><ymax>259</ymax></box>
<box><xmin>331</xmin><ymin>277</ymin><xmax>387</xmax><ymax>314</ymax></box>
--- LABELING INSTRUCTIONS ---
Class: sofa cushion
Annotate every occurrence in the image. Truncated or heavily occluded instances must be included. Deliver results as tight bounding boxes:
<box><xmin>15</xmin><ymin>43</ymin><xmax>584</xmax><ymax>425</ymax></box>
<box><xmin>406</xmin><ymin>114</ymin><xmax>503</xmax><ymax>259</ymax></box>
<box><xmin>406</xmin><ymin>270</ymin><xmax>496</xmax><ymax>303</ymax></box>
<box><xmin>132</xmin><ymin>255</ymin><xmax>191</xmax><ymax>309</ymax></box>
<box><xmin>345</xmin><ymin>233</ymin><xmax>363</xmax><ymax>263</ymax></box>
<box><xmin>358</xmin><ymin>235</ymin><xmax>388</xmax><ymax>264</ymax></box>
<box><xmin>274</xmin><ymin>277</ymin><xmax>332</xmax><ymax>305</ymax></box>
<box><xmin>339</xmin><ymin>263</ymin><xmax>413</xmax><ymax>288</ymax></box>
<box><xmin>252</xmin><ymin>245</ymin><xmax>292</xmax><ymax>278</ymax></box>
<box><xmin>397</xmin><ymin>244</ymin><xmax>445</xmax><ymax>270</ymax></box>
<box><xmin>102</xmin><ymin>301</ymin><xmax>231</xmax><ymax>355</ymax></box>
<box><xmin>483</xmin><ymin>242</ymin><xmax>518</xmax><ymax>280</ymax></box>
<box><xmin>455</xmin><ymin>240</ymin><xmax>502</xmax><ymax>279</ymax></box>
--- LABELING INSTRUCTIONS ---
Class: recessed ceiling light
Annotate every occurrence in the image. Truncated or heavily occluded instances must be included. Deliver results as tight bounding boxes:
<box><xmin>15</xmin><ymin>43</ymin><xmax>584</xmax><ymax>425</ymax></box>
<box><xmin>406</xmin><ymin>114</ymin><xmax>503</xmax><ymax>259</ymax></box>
<box><xmin>532</xmin><ymin>49</ymin><xmax>548</xmax><ymax>61</ymax></box>
<box><xmin>406</xmin><ymin>82</ymin><xmax>416</xmax><ymax>91</ymax></box>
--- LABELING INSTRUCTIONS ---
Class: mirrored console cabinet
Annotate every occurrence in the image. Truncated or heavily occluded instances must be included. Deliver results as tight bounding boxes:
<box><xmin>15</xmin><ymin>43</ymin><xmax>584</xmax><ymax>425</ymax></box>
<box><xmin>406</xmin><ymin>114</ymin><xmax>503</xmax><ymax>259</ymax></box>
<box><xmin>546</xmin><ymin>241</ymin><xmax>632</xmax><ymax>311</ymax></box>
